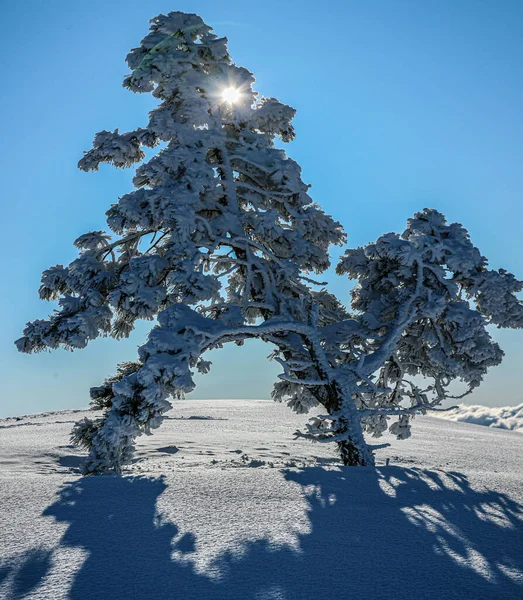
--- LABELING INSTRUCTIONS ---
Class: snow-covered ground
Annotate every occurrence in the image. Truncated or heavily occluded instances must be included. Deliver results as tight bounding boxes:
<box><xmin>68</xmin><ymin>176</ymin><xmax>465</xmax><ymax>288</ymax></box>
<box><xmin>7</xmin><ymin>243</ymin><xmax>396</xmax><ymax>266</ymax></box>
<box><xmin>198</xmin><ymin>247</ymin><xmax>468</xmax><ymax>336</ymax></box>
<box><xmin>0</xmin><ymin>400</ymin><xmax>522</xmax><ymax>599</ymax></box>
<box><xmin>438</xmin><ymin>402</ymin><xmax>523</xmax><ymax>433</ymax></box>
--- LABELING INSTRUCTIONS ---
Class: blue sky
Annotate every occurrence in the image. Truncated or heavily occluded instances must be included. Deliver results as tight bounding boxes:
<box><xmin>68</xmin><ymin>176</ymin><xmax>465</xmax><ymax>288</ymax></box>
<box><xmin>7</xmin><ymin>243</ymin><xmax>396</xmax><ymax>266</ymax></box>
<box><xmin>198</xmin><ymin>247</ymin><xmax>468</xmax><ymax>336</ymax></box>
<box><xmin>1</xmin><ymin>0</ymin><xmax>522</xmax><ymax>417</ymax></box>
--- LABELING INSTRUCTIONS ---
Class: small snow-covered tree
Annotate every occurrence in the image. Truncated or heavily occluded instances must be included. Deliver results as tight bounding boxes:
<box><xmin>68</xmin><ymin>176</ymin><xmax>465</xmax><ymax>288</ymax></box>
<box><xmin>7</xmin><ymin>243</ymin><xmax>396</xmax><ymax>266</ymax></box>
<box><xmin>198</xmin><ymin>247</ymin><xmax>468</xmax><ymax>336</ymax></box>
<box><xmin>300</xmin><ymin>208</ymin><xmax>523</xmax><ymax>454</ymax></box>
<box><xmin>16</xmin><ymin>12</ymin><xmax>523</xmax><ymax>474</ymax></box>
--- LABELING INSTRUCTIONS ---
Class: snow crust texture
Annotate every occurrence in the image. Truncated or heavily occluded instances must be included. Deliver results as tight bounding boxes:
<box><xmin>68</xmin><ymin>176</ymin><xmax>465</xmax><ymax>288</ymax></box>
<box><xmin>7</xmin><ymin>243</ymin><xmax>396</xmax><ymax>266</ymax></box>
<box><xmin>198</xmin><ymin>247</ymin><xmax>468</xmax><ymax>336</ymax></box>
<box><xmin>438</xmin><ymin>402</ymin><xmax>523</xmax><ymax>432</ymax></box>
<box><xmin>0</xmin><ymin>400</ymin><xmax>522</xmax><ymax>600</ymax></box>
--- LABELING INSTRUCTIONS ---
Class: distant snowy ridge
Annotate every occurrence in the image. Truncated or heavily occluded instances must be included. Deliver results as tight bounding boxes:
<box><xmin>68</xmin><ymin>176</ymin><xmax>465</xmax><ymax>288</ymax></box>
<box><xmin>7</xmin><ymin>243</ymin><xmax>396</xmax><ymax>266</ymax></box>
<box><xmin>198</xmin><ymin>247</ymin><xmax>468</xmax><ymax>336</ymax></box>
<box><xmin>437</xmin><ymin>403</ymin><xmax>523</xmax><ymax>432</ymax></box>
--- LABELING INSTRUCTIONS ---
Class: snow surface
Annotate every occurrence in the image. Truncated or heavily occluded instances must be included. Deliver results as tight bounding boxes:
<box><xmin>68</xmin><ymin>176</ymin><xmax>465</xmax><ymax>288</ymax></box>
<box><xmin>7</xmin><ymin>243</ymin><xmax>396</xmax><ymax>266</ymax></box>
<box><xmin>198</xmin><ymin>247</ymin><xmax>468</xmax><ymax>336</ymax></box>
<box><xmin>0</xmin><ymin>399</ymin><xmax>522</xmax><ymax>599</ymax></box>
<box><xmin>437</xmin><ymin>403</ymin><xmax>523</xmax><ymax>433</ymax></box>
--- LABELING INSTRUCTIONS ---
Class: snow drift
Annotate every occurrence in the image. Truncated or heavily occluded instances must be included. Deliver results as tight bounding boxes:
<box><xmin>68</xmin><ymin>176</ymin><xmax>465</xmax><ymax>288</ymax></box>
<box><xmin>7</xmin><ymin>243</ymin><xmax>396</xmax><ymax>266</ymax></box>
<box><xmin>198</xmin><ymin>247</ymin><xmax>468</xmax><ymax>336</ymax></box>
<box><xmin>438</xmin><ymin>403</ymin><xmax>523</xmax><ymax>432</ymax></box>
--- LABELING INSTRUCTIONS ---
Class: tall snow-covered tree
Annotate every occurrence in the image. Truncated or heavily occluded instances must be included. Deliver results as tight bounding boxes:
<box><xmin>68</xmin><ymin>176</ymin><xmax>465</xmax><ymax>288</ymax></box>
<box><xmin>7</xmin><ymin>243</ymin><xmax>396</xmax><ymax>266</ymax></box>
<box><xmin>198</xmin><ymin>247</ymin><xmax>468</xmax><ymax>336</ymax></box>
<box><xmin>16</xmin><ymin>11</ymin><xmax>348</xmax><ymax>473</ymax></box>
<box><xmin>16</xmin><ymin>12</ymin><xmax>523</xmax><ymax>474</ymax></box>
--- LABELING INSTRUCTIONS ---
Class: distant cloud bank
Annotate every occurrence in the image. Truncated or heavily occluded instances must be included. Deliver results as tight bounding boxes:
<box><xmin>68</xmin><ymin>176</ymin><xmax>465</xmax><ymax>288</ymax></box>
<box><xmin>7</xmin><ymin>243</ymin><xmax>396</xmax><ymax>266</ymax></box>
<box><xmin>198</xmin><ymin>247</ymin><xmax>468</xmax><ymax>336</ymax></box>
<box><xmin>438</xmin><ymin>403</ymin><xmax>523</xmax><ymax>433</ymax></box>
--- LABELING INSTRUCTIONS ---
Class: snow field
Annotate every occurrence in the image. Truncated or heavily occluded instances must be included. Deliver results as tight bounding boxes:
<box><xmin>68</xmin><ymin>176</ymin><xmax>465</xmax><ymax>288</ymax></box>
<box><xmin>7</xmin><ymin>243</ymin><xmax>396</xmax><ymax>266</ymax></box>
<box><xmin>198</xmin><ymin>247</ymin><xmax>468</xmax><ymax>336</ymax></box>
<box><xmin>0</xmin><ymin>399</ymin><xmax>522</xmax><ymax>599</ymax></box>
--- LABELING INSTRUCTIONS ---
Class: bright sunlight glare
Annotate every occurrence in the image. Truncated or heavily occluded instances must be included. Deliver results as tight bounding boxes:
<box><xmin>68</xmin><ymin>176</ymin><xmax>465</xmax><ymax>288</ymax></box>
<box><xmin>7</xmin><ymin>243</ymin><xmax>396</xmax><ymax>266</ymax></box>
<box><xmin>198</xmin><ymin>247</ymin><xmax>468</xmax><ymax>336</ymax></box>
<box><xmin>221</xmin><ymin>87</ymin><xmax>241</xmax><ymax>104</ymax></box>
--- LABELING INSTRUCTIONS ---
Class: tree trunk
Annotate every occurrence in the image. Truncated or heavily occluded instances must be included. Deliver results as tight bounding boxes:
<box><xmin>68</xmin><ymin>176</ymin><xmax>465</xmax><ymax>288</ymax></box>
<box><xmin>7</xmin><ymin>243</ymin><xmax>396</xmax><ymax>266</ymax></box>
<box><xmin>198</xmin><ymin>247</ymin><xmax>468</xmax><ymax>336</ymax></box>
<box><xmin>338</xmin><ymin>438</ymin><xmax>373</xmax><ymax>466</ymax></box>
<box><xmin>324</xmin><ymin>382</ymin><xmax>375</xmax><ymax>467</ymax></box>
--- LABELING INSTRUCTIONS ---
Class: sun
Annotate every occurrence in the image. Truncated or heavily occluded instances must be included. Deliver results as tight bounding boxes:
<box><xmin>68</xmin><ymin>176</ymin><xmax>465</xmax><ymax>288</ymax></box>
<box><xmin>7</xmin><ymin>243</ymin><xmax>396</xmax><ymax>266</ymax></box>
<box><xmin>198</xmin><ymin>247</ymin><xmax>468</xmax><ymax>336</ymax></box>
<box><xmin>221</xmin><ymin>87</ymin><xmax>241</xmax><ymax>104</ymax></box>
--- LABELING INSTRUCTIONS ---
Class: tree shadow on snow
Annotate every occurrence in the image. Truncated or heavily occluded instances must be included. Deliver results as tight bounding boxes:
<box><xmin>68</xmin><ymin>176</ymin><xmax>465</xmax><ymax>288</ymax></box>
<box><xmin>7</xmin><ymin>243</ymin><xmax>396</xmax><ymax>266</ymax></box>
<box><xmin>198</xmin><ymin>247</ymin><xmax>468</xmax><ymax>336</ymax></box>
<box><xmin>213</xmin><ymin>467</ymin><xmax>523</xmax><ymax>599</ymax></box>
<box><xmin>0</xmin><ymin>548</ymin><xmax>54</xmax><ymax>599</ymax></box>
<box><xmin>6</xmin><ymin>467</ymin><xmax>522</xmax><ymax>599</ymax></box>
<box><xmin>43</xmin><ymin>476</ymin><xmax>213</xmax><ymax>600</ymax></box>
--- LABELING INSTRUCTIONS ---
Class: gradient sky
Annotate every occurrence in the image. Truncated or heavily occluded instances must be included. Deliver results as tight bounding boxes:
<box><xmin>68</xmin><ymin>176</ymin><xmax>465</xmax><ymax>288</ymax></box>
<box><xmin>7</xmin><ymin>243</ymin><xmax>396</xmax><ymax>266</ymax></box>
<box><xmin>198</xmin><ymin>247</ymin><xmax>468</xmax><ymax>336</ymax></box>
<box><xmin>1</xmin><ymin>0</ymin><xmax>522</xmax><ymax>418</ymax></box>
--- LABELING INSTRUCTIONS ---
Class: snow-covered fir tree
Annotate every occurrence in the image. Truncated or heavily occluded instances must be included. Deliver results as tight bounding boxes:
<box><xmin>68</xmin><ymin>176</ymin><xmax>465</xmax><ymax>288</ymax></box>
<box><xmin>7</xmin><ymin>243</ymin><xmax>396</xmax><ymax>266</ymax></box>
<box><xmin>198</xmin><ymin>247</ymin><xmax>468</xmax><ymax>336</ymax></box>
<box><xmin>16</xmin><ymin>12</ymin><xmax>523</xmax><ymax>473</ymax></box>
<box><xmin>16</xmin><ymin>11</ymin><xmax>346</xmax><ymax>473</ymax></box>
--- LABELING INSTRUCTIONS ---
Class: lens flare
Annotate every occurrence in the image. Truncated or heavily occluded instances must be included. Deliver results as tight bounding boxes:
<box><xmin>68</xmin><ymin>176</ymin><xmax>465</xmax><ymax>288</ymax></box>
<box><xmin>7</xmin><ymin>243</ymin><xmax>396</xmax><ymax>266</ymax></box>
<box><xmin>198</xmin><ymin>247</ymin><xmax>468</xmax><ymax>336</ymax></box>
<box><xmin>221</xmin><ymin>87</ymin><xmax>241</xmax><ymax>104</ymax></box>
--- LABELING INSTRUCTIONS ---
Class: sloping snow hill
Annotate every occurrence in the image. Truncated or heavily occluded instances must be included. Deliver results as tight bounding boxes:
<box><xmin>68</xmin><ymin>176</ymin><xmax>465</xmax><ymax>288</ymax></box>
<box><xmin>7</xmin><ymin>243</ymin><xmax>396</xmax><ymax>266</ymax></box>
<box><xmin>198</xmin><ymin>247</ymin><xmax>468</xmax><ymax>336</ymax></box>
<box><xmin>0</xmin><ymin>400</ymin><xmax>522</xmax><ymax>600</ymax></box>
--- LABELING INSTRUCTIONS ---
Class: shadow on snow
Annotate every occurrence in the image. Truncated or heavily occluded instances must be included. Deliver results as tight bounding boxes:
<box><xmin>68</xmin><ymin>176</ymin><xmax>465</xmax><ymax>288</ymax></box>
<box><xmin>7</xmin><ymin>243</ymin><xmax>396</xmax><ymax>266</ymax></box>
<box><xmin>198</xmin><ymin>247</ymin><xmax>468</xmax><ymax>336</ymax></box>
<box><xmin>3</xmin><ymin>466</ymin><xmax>522</xmax><ymax>599</ymax></box>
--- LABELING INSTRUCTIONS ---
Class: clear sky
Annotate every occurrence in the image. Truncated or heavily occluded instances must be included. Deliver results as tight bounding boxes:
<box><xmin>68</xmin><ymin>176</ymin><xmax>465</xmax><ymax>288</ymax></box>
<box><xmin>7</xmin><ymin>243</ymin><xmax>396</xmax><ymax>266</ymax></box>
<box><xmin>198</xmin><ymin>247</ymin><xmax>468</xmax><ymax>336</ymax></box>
<box><xmin>1</xmin><ymin>0</ymin><xmax>522</xmax><ymax>418</ymax></box>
